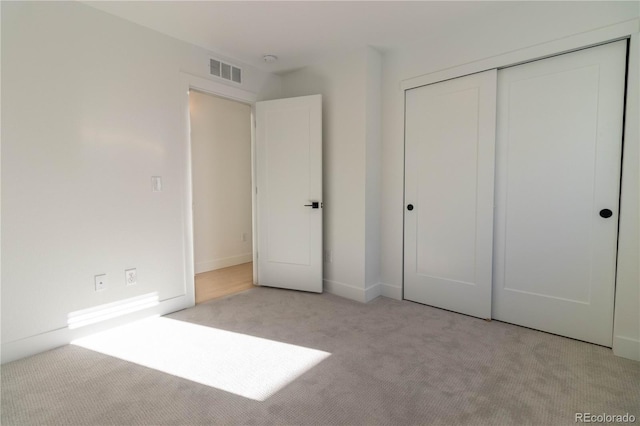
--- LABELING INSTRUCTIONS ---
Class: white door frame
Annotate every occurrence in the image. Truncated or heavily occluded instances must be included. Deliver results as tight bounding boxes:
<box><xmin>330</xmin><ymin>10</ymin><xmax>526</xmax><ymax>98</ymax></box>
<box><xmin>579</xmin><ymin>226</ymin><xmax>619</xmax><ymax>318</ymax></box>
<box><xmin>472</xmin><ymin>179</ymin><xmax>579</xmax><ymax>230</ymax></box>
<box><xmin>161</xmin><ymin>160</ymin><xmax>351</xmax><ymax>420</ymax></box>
<box><xmin>400</xmin><ymin>19</ymin><xmax>640</xmax><ymax>360</ymax></box>
<box><xmin>180</xmin><ymin>72</ymin><xmax>259</xmax><ymax>308</ymax></box>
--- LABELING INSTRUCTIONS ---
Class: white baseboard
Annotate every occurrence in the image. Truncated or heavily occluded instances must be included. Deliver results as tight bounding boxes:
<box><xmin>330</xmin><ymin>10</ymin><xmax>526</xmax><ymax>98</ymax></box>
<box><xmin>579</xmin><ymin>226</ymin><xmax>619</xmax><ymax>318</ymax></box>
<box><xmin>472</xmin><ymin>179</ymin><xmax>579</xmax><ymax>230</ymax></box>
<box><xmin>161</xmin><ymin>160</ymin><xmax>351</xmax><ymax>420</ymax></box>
<box><xmin>323</xmin><ymin>280</ymin><xmax>396</xmax><ymax>303</ymax></box>
<box><xmin>324</xmin><ymin>279</ymin><xmax>367</xmax><ymax>303</ymax></box>
<box><xmin>613</xmin><ymin>335</ymin><xmax>640</xmax><ymax>361</ymax></box>
<box><xmin>1</xmin><ymin>295</ymin><xmax>189</xmax><ymax>364</ymax></box>
<box><xmin>380</xmin><ymin>283</ymin><xmax>402</xmax><ymax>300</ymax></box>
<box><xmin>364</xmin><ymin>283</ymin><xmax>383</xmax><ymax>302</ymax></box>
<box><xmin>195</xmin><ymin>253</ymin><xmax>252</xmax><ymax>274</ymax></box>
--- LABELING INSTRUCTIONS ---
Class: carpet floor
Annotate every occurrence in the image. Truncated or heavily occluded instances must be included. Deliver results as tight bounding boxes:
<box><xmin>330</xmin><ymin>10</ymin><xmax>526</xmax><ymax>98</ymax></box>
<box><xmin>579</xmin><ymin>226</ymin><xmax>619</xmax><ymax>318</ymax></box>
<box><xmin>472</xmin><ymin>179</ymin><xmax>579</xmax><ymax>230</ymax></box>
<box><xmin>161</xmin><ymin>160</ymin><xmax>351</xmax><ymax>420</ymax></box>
<box><xmin>2</xmin><ymin>287</ymin><xmax>639</xmax><ymax>425</ymax></box>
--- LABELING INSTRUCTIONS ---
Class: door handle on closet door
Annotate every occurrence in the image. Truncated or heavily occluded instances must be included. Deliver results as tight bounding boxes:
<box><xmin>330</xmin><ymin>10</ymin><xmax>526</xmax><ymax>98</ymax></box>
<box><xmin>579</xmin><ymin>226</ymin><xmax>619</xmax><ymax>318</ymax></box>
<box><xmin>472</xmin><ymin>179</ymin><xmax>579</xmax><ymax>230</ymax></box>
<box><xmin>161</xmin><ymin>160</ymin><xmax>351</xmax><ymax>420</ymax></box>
<box><xmin>599</xmin><ymin>209</ymin><xmax>613</xmax><ymax>218</ymax></box>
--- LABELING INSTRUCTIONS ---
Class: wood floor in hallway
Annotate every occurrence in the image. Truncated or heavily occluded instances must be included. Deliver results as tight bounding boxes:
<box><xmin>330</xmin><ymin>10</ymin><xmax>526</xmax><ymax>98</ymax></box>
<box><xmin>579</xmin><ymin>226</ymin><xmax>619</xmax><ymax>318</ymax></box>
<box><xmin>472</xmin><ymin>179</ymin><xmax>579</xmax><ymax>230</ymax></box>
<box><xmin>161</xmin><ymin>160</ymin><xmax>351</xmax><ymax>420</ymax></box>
<box><xmin>195</xmin><ymin>262</ymin><xmax>254</xmax><ymax>304</ymax></box>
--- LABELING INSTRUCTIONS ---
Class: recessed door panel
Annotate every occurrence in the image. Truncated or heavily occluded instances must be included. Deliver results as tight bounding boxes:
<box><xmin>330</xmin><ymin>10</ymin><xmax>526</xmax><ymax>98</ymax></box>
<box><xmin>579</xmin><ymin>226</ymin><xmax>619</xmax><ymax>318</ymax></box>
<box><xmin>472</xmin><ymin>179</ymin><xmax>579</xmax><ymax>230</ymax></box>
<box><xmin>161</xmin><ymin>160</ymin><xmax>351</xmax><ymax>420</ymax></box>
<box><xmin>264</xmin><ymin>107</ymin><xmax>311</xmax><ymax>266</ymax></box>
<box><xmin>415</xmin><ymin>87</ymin><xmax>479</xmax><ymax>283</ymax></box>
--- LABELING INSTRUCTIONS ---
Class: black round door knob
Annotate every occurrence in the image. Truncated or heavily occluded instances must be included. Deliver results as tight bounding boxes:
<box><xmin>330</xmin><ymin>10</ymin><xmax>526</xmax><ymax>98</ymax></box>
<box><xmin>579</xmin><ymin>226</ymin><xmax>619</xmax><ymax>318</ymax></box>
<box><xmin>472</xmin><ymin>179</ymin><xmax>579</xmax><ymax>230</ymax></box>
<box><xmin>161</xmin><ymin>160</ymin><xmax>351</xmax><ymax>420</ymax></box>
<box><xmin>599</xmin><ymin>209</ymin><xmax>613</xmax><ymax>218</ymax></box>
<box><xmin>407</xmin><ymin>204</ymin><xmax>414</xmax><ymax>211</ymax></box>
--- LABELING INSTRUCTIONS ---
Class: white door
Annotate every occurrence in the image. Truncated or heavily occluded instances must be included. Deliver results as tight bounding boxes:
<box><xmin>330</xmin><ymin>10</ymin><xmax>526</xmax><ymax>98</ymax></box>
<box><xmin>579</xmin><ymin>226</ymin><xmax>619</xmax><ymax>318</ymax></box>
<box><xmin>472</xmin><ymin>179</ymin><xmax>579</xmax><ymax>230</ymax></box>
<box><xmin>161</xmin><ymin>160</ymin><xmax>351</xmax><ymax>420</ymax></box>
<box><xmin>493</xmin><ymin>41</ymin><xmax>626</xmax><ymax>346</ymax></box>
<box><xmin>255</xmin><ymin>95</ymin><xmax>322</xmax><ymax>293</ymax></box>
<box><xmin>404</xmin><ymin>70</ymin><xmax>497</xmax><ymax>319</ymax></box>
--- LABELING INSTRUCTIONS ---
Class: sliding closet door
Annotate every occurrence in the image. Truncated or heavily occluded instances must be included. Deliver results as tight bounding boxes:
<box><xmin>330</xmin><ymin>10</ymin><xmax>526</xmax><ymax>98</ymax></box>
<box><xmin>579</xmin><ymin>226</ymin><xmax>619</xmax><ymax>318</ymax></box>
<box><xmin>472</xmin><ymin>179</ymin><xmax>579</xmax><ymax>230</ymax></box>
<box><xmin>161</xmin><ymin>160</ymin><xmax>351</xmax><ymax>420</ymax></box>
<box><xmin>404</xmin><ymin>70</ymin><xmax>497</xmax><ymax>319</ymax></box>
<box><xmin>493</xmin><ymin>41</ymin><xmax>626</xmax><ymax>346</ymax></box>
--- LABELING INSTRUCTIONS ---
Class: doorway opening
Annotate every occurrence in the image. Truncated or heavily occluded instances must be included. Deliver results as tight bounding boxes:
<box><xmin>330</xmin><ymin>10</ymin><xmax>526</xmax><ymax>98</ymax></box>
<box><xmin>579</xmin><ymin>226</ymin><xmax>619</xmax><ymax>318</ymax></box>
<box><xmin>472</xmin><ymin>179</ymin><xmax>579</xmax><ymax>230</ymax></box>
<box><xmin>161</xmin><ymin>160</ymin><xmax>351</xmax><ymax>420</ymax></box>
<box><xmin>189</xmin><ymin>89</ymin><xmax>254</xmax><ymax>303</ymax></box>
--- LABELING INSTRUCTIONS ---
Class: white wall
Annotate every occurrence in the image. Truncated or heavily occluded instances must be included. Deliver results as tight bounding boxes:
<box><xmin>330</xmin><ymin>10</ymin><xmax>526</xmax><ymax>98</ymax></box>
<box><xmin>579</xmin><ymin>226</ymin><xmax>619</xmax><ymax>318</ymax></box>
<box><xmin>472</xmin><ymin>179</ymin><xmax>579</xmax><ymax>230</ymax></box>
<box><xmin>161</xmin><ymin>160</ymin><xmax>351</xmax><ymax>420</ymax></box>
<box><xmin>190</xmin><ymin>91</ymin><xmax>252</xmax><ymax>274</ymax></box>
<box><xmin>380</xmin><ymin>5</ymin><xmax>640</xmax><ymax>359</ymax></box>
<box><xmin>364</xmin><ymin>49</ymin><xmax>383</xmax><ymax>298</ymax></box>
<box><xmin>280</xmin><ymin>47</ymin><xmax>383</xmax><ymax>302</ymax></box>
<box><xmin>1</xmin><ymin>1</ymin><xmax>280</xmax><ymax>359</ymax></box>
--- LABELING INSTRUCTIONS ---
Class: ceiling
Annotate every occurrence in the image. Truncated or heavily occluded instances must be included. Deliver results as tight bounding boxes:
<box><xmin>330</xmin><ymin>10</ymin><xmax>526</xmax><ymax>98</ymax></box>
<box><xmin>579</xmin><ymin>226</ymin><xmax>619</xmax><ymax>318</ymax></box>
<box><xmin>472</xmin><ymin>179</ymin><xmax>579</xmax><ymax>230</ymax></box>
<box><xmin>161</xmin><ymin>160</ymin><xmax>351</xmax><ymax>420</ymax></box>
<box><xmin>83</xmin><ymin>1</ymin><xmax>639</xmax><ymax>74</ymax></box>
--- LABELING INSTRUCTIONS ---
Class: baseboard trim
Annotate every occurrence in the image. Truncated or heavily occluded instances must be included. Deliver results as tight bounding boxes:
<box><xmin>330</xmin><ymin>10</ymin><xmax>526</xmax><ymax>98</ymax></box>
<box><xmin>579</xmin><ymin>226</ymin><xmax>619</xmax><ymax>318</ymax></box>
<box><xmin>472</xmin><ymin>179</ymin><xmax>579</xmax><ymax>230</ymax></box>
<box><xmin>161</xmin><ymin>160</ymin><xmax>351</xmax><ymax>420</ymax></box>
<box><xmin>364</xmin><ymin>283</ymin><xmax>383</xmax><ymax>302</ymax></box>
<box><xmin>195</xmin><ymin>253</ymin><xmax>252</xmax><ymax>274</ymax></box>
<box><xmin>1</xmin><ymin>295</ymin><xmax>189</xmax><ymax>364</ymax></box>
<box><xmin>380</xmin><ymin>283</ymin><xmax>402</xmax><ymax>300</ymax></box>
<box><xmin>324</xmin><ymin>279</ymin><xmax>366</xmax><ymax>303</ymax></box>
<box><xmin>324</xmin><ymin>280</ymin><xmax>403</xmax><ymax>303</ymax></box>
<box><xmin>613</xmin><ymin>335</ymin><xmax>640</xmax><ymax>361</ymax></box>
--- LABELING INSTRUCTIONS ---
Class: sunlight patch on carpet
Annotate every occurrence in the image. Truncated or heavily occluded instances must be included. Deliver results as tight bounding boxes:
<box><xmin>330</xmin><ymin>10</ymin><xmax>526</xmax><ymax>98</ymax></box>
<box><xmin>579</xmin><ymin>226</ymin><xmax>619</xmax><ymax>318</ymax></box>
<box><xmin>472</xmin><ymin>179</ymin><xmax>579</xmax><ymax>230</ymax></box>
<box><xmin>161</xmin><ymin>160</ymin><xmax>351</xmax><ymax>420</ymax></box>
<box><xmin>72</xmin><ymin>316</ymin><xmax>330</xmax><ymax>401</ymax></box>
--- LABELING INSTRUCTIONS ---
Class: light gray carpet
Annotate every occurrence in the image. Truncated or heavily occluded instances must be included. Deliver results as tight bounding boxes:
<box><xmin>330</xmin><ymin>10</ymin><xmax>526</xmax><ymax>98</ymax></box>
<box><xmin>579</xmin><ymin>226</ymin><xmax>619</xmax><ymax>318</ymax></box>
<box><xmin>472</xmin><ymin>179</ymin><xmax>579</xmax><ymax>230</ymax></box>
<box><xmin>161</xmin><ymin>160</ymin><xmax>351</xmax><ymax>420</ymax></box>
<box><xmin>2</xmin><ymin>287</ymin><xmax>639</xmax><ymax>425</ymax></box>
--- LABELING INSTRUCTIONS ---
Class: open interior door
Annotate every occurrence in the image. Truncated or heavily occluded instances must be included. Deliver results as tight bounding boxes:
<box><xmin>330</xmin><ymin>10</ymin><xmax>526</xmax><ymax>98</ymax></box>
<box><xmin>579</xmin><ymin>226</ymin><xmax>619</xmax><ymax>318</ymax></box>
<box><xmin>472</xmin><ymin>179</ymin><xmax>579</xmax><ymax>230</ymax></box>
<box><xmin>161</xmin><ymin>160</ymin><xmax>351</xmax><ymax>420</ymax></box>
<box><xmin>255</xmin><ymin>95</ymin><xmax>322</xmax><ymax>293</ymax></box>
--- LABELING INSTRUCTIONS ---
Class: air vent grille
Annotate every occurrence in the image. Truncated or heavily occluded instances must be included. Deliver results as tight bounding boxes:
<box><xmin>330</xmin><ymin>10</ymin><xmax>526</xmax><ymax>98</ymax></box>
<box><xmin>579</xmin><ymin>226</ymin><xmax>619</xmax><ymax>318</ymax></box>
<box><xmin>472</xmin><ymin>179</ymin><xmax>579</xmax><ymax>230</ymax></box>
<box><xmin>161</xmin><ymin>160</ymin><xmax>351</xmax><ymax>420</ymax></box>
<box><xmin>210</xmin><ymin>59</ymin><xmax>221</xmax><ymax>77</ymax></box>
<box><xmin>231</xmin><ymin>67</ymin><xmax>241</xmax><ymax>83</ymax></box>
<box><xmin>210</xmin><ymin>58</ymin><xmax>242</xmax><ymax>85</ymax></box>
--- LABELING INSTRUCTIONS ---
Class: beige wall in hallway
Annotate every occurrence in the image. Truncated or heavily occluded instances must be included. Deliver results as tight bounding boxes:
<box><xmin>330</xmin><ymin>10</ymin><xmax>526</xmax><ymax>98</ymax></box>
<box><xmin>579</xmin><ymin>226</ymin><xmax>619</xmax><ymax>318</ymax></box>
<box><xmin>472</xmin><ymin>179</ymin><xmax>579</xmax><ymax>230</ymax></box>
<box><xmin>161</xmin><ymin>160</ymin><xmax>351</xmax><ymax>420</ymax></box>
<box><xmin>190</xmin><ymin>91</ymin><xmax>253</xmax><ymax>273</ymax></box>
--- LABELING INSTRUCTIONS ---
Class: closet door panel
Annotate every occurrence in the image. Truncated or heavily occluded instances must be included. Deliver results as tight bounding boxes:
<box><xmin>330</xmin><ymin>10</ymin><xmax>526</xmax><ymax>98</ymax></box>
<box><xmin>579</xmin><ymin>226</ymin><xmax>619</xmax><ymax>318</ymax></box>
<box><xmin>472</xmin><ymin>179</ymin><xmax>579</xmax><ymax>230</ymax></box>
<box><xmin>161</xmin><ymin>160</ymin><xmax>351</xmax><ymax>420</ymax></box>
<box><xmin>493</xmin><ymin>41</ymin><xmax>626</xmax><ymax>346</ymax></box>
<box><xmin>404</xmin><ymin>70</ymin><xmax>497</xmax><ymax>319</ymax></box>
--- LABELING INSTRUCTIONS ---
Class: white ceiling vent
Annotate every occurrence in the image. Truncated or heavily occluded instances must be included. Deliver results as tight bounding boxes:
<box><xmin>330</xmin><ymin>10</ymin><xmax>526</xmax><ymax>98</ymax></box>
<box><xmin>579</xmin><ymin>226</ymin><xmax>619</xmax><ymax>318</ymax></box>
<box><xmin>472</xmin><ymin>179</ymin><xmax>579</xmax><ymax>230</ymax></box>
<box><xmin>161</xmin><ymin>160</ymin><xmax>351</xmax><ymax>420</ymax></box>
<box><xmin>210</xmin><ymin>58</ymin><xmax>242</xmax><ymax>84</ymax></box>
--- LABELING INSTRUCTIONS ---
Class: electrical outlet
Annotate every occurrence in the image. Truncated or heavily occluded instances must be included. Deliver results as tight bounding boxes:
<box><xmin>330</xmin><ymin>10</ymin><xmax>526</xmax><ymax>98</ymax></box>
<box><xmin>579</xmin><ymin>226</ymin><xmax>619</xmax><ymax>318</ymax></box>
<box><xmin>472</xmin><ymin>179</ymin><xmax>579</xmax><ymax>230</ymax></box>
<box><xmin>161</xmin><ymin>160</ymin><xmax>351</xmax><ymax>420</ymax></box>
<box><xmin>241</xmin><ymin>232</ymin><xmax>247</xmax><ymax>242</ymax></box>
<box><xmin>94</xmin><ymin>274</ymin><xmax>107</xmax><ymax>292</ymax></box>
<box><xmin>324</xmin><ymin>250</ymin><xmax>333</xmax><ymax>263</ymax></box>
<box><xmin>125</xmin><ymin>268</ymin><xmax>137</xmax><ymax>286</ymax></box>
